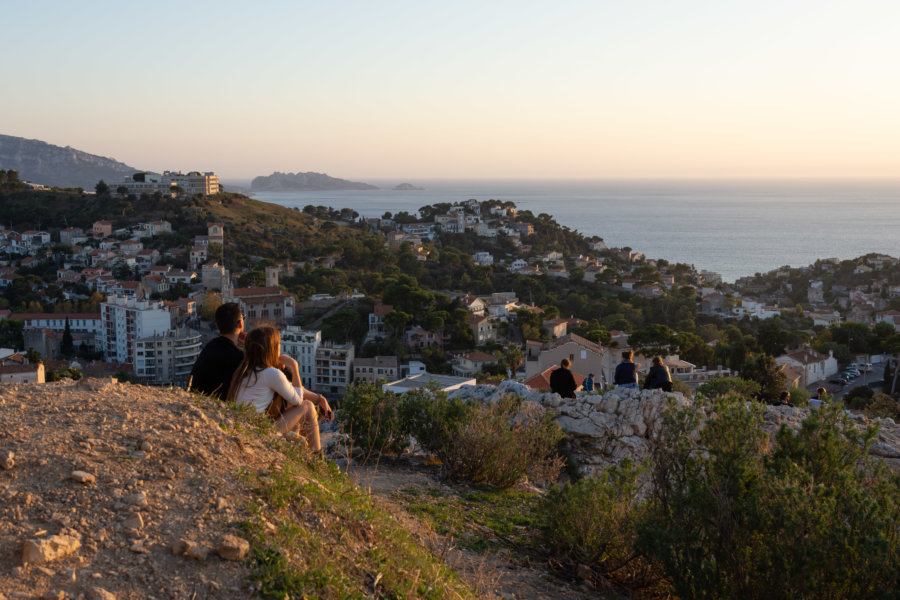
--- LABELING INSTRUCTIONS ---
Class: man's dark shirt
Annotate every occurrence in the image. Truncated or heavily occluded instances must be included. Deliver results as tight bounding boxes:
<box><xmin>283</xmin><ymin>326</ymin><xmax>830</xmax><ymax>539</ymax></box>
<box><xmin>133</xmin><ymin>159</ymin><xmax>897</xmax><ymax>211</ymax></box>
<box><xmin>189</xmin><ymin>336</ymin><xmax>244</xmax><ymax>400</ymax></box>
<box><xmin>549</xmin><ymin>367</ymin><xmax>577</xmax><ymax>398</ymax></box>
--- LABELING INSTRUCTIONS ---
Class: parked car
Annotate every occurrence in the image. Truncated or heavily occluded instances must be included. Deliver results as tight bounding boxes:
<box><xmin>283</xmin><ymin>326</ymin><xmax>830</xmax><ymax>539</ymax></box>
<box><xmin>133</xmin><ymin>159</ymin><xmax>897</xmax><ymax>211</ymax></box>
<box><xmin>840</xmin><ymin>371</ymin><xmax>857</xmax><ymax>379</ymax></box>
<box><xmin>829</xmin><ymin>377</ymin><xmax>848</xmax><ymax>385</ymax></box>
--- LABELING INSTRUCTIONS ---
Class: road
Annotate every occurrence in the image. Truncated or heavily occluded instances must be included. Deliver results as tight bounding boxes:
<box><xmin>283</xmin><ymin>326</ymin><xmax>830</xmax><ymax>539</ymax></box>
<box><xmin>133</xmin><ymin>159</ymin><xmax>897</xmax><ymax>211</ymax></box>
<box><xmin>823</xmin><ymin>361</ymin><xmax>885</xmax><ymax>400</ymax></box>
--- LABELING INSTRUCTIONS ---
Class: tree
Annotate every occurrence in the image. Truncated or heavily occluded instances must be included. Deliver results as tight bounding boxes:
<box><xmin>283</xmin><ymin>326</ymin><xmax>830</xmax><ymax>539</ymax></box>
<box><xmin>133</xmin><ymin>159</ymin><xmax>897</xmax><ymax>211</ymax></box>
<box><xmin>739</xmin><ymin>353</ymin><xmax>786</xmax><ymax>402</ymax></box>
<box><xmin>629</xmin><ymin>324</ymin><xmax>676</xmax><ymax>358</ymax></box>
<box><xmin>503</xmin><ymin>345</ymin><xmax>524</xmax><ymax>377</ymax></box>
<box><xmin>60</xmin><ymin>318</ymin><xmax>74</xmax><ymax>357</ymax></box>
<box><xmin>95</xmin><ymin>180</ymin><xmax>110</xmax><ymax>196</ymax></box>
<box><xmin>25</xmin><ymin>347</ymin><xmax>42</xmax><ymax>364</ymax></box>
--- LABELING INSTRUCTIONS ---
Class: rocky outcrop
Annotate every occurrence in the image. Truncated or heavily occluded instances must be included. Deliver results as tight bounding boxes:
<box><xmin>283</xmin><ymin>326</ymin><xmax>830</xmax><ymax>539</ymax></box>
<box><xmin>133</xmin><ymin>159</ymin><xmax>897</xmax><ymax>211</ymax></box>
<box><xmin>250</xmin><ymin>171</ymin><xmax>378</xmax><ymax>191</ymax></box>
<box><xmin>450</xmin><ymin>381</ymin><xmax>900</xmax><ymax>477</ymax></box>
<box><xmin>0</xmin><ymin>134</ymin><xmax>138</xmax><ymax>189</ymax></box>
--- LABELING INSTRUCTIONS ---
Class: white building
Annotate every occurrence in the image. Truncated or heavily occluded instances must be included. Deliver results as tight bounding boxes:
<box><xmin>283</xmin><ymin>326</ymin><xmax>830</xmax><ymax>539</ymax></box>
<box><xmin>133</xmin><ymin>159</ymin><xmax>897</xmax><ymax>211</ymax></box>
<box><xmin>101</xmin><ymin>296</ymin><xmax>172</xmax><ymax>364</ymax></box>
<box><xmin>315</xmin><ymin>343</ymin><xmax>355</xmax><ymax>397</ymax></box>
<box><xmin>472</xmin><ymin>251</ymin><xmax>494</xmax><ymax>266</ymax></box>
<box><xmin>281</xmin><ymin>326</ymin><xmax>321</xmax><ymax>389</ymax></box>
<box><xmin>164</xmin><ymin>171</ymin><xmax>220</xmax><ymax>196</ymax></box>
<box><xmin>133</xmin><ymin>328</ymin><xmax>201</xmax><ymax>385</ymax></box>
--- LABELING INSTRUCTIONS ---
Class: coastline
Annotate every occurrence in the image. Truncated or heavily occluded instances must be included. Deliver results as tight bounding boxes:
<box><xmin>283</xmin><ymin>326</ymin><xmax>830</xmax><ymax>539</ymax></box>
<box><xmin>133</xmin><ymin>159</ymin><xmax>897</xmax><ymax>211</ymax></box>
<box><xmin>247</xmin><ymin>179</ymin><xmax>900</xmax><ymax>283</ymax></box>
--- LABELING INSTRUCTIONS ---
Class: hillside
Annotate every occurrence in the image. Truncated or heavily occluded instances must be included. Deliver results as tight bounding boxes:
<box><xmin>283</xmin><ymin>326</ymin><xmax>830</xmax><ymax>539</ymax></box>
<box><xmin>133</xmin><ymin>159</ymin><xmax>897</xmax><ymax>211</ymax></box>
<box><xmin>0</xmin><ymin>379</ymin><xmax>475</xmax><ymax>599</ymax></box>
<box><xmin>0</xmin><ymin>135</ymin><xmax>139</xmax><ymax>189</ymax></box>
<box><xmin>251</xmin><ymin>171</ymin><xmax>378</xmax><ymax>191</ymax></box>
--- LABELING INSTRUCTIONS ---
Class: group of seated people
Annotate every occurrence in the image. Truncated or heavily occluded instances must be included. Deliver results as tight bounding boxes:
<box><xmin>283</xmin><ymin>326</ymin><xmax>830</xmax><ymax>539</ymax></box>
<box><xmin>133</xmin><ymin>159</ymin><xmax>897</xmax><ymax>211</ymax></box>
<box><xmin>188</xmin><ymin>302</ymin><xmax>333</xmax><ymax>451</ymax></box>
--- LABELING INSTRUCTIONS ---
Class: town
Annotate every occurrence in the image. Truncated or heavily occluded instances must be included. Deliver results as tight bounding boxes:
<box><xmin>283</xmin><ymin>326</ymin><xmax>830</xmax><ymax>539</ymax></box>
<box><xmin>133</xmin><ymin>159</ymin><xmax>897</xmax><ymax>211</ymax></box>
<box><xmin>0</xmin><ymin>168</ymin><xmax>898</xmax><ymax>409</ymax></box>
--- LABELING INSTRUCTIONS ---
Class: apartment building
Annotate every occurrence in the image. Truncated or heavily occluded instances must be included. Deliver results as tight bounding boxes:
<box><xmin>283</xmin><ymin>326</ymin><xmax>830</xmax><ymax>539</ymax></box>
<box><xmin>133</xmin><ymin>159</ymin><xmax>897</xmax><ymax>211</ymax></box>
<box><xmin>133</xmin><ymin>328</ymin><xmax>202</xmax><ymax>385</ymax></box>
<box><xmin>281</xmin><ymin>326</ymin><xmax>321</xmax><ymax>388</ymax></box>
<box><xmin>101</xmin><ymin>296</ymin><xmax>172</xmax><ymax>363</ymax></box>
<box><xmin>315</xmin><ymin>343</ymin><xmax>355</xmax><ymax>397</ymax></box>
<box><xmin>353</xmin><ymin>355</ymin><xmax>398</xmax><ymax>384</ymax></box>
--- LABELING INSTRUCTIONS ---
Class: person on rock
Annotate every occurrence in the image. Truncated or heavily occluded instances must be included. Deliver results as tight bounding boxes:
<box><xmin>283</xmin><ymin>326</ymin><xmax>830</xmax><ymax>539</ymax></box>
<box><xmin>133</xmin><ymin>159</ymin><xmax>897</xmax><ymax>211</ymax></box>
<box><xmin>188</xmin><ymin>302</ymin><xmax>245</xmax><ymax>400</ymax></box>
<box><xmin>549</xmin><ymin>358</ymin><xmax>578</xmax><ymax>399</ymax></box>
<box><xmin>773</xmin><ymin>390</ymin><xmax>794</xmax><ymax>408</ymax></box>
<box><xmin>583</xmin><ymin>373</ymin><xmax>595</xmax><ymax>393</ymax></box>
<box><xmin>614</xmin><ymin>349</ymin><xmax>639</xmax><ymax>389</ymax></box>
<box><xmin>643</xmin><ymin>356</ymin><xmax>673</xmax><ymax>392</ymax></box>
<box><xmin>227</xmin><ymin>326</ymin><xmax>332</xmax><ymax>451</ymax></box>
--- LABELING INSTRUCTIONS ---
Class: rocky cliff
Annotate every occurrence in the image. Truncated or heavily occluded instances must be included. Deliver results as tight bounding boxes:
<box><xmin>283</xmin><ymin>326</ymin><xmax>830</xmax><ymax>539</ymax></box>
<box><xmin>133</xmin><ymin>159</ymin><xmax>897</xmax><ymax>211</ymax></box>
<box><xmin>0</xmin><ymin>135</ymin><xmax>139</xmax><ymax>190</ymax></box>
<box><xmin>250</xmin><ymin>171</ymin><xmax>378</xmax><ymax>191</ymax></box>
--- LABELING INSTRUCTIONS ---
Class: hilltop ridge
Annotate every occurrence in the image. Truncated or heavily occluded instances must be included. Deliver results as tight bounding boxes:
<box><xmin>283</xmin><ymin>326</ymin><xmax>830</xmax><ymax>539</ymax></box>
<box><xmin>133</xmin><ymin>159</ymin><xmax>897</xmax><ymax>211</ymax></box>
<box><xmin>0</xmin><ymin>135</ymin><xmax>139</xmax><ymax>189</ymax></box>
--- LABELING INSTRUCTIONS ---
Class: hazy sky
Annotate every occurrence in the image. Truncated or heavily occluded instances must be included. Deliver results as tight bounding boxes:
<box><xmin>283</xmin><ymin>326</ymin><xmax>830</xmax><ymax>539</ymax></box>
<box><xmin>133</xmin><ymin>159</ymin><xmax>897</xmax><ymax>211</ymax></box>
<box><xmin>4</xmin><ymin>1</ymin><xmax>900</xmax><ymax>180</ymax></box>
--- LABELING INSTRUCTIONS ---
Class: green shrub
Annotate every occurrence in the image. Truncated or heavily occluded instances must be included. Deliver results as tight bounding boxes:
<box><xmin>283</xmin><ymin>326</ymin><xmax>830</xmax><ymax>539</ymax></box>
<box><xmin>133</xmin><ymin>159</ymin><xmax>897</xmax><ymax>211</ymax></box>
<box><xmin>542</xmin><ymin>459</ymin><xmax>645</xmax><ymax>572</ymax></box>
<box><xmin>399</xmin><ymin>390</ymin><xmax>564</xmax><ymax>488</ymax></box>
<box><xmin>338</xmin><ymin>382</ymin><xmax>407</xmax><ymax>456</ymax></box>
<box><xmin>696</xmin><ymin>376</ymin><xmax>760</xmax><ymax>399</ymax></box>
<box><xmin>845</xmin><ymin>384</ymin><xmax>875</xmax><ymax>409</ymax></box>
<box><xmin>637</xmin><ymin>396</ymin><xmax>900</xmax><ymax>600</ymax></box>
<box><xmin>789</xmin><ymin>385</ymin><xmax>810</xmax><ymax>407</ymax></box>
<box><xmin>864</xmin><ymin>392</ymin><xmax>900</xmax><ymax>421</ymax></box>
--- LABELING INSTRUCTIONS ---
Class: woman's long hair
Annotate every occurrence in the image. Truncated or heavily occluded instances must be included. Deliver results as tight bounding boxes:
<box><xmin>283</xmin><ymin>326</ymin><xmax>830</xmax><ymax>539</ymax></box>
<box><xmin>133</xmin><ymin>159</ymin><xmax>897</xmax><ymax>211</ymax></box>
<box><xmin>226</xmin><ymin>326</ymin><xmax>280</xmax><ymax>403</ymax></box>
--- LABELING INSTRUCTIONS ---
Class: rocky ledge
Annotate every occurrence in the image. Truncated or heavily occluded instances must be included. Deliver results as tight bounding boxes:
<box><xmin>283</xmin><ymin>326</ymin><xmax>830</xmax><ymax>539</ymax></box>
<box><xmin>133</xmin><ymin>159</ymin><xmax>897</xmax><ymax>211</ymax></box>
<box><xmin>450</xmin><ymin>380</ymin><xmax>900</xmax><ymax>477</ymax></box>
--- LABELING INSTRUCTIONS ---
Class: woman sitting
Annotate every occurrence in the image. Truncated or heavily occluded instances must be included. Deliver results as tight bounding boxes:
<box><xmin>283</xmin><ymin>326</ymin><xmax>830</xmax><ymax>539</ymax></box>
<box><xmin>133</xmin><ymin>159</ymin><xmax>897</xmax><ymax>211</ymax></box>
<box><xmin>227</xmin><ymin>326</ymin><xmax>332</xmax><ymax>451</ymax></box>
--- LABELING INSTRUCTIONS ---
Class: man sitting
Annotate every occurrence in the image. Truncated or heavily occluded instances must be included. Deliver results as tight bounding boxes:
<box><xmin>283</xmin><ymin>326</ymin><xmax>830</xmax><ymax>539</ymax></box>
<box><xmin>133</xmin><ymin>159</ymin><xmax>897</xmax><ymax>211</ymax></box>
<box><xmin>189</xmin><ymin>302</ymin><xmax>245</xmax><ymax>400</ymax></box>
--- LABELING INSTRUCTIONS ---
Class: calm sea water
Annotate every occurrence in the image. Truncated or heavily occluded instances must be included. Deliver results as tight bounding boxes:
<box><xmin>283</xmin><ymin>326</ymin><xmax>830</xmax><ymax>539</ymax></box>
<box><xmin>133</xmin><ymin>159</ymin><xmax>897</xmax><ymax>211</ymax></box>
<box><xmin>247</xmin><ymin>179</ymin><xmax>900</xmax><ymax>283</ymax></box>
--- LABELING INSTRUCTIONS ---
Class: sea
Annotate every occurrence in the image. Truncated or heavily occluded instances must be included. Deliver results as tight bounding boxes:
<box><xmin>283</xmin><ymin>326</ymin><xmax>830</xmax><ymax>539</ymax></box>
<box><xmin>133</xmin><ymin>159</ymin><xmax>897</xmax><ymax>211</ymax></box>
<box><xmin>244</xmin><ymin>179</ymin><xmax>900</xmax><ymax>283</ymax></box>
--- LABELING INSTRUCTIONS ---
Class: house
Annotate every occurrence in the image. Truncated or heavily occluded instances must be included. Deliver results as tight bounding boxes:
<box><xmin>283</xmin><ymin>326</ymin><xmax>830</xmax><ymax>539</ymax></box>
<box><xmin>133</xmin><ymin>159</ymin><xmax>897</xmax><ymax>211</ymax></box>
<box><xmin>526</xmin><ymin>333</ymin><xmax>605</xmax><ymax>383</ymax></box>
<box><xmin>775</xmin><ymin>348</ymin><xmax>839</xmax><ymax>388</ymax></box>
<box><xmin>365</xmin><ymin>304</ymin><xmax>393</xmax><ymax>343</ymax></box>
<box><xmin>472</xmin><ymin>251</ymin><xmax>494</xmax><ymax>266</ymax></box>
<box><xmin>92</xmin><ymin>220</ymin><xmax>113</xmax><ymax>238</ymax></box>
<box><xmin>0</xmin><ymin>363</ymin><xmax>45</xmax><ymax>384</ymax></box>
<box><xmin>142</xmin><ymin>274</ymin><xmax>170</xmax><ymax>296</ymax></box>
<box><xmin>875</xmin><ymin>310</ymin><xmax>900</xmax><ymax>333</ymax></box>
<box><xmin>542</xmin><ymin>318</ymin><xmax>568</xmax><ymax>339</ymax></box>
<box><xmin>353</xmin><ymin>355</ymin><xmax>399</xmax><ymax>384</ymax></box>
<box><xmin>452</xmin><ymin>351</ymin><xmax>497</xmax><ymax>377</ymax></box>
<box><xmin>226</xmin><ymin>286</ymin><xmax>295</xmax><ymax>326</ymax></box>
<box><xmin>456</xmin><ymin>294</ymin><xmax>486</xmax><ymax>315</ymax></box>
<box><xmin>468</xmin><ymin>313</ymin><xmax>494</xmax><ymax>344</ymax></box>
<box><xmin>808</xmin><ymin>310</ymin><xmax>841</xmax><ymax>327</ymax></box>
<box><xmin>404</xmin><ymin>326</ymin><xmax>440</xmax><ymax>350</ymax></box>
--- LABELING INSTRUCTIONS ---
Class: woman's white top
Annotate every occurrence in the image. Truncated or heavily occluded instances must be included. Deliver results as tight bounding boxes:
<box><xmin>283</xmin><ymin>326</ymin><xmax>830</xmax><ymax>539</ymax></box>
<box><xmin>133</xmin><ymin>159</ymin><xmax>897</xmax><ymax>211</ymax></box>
<box><xmin>233</xmin><ymin>367</ymin><xmax>305</xmax><ymax>414</ymax></box>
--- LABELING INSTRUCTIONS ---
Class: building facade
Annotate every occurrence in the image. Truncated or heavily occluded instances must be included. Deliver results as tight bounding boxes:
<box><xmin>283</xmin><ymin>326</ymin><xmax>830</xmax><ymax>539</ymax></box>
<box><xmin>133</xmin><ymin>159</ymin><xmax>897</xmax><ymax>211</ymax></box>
<box><xmin>101</xmin><ymin>296</ymin><xmax>172</xmax><ymax>363</ymax></box>
<box><xmin>315</xmin><ymin>343</ymin><xmax>355</xmax><ymax>397</ymax></box>
<box><xmin>133</xmin><ymin>328</ymin><xmax>201</xmax><ymax>385</ymax></box>
<box><xmin>281</xmin><ymin>326</ymin><xmax>321</xmax><ymax>389</ymax></box>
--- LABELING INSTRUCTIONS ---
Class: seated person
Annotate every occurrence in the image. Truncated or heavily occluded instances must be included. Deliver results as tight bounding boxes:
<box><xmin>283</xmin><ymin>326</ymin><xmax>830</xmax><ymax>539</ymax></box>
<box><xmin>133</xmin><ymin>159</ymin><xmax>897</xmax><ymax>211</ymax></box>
<box><xmin>614</xmin><ymin>350</ymin><xmax>639</xmax><ymax>389</ymax></box>
<box><xmin>773</xmin><ymin>390</ymin><xmax>794</xmax><ymax>407</ymax></box>
<box><xmin>227</xmin><ymin>326</ymin><xmax>332</xmax><ymax>451</ymax></box>
<box><xmin>809</xmin><ymin>386</ymin><xmax>829</xmax><ymax>409</ymax></box>
<box><xmin>189</xmin><ymin>302</ymin><xmax>245</xmax><ymax>400</ymax></box>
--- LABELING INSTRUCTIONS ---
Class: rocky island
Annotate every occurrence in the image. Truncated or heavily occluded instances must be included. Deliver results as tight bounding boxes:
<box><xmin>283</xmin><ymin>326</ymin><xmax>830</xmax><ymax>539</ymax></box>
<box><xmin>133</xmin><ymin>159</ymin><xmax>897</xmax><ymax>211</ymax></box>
<box><xmin>250</xmin><ymin>171</ymin><xmax>378</xmax><ymax>191</ymax></box>
<box><xmin>393</xmin><ymin>183</ymin><xmax>424</xmax><ymax>191</ymax></box>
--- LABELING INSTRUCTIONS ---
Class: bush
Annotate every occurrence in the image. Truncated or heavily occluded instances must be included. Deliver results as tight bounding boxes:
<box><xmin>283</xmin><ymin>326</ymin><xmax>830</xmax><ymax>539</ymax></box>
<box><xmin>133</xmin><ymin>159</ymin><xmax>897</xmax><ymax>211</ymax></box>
<box><xmin>865</xmin><ymin>393</ymin><xmax>900</xmax><ymax>421</ymax></box>
<box><xmin>789</xmin><ymin>385</ymin><xmax>811</xmax><ymax>407</ymax></box>
<box><xmin>399</xmin><ymin>390</ymin><xmax>564</xmax><ymax>488</ymax></box>
<box><xmin>845</xmin><ymin>385</ymin><xmax>875</xmax><ymax>409</ymax></box>
<box><xmin>542</xmin><ymin>459</ymin><xmax>646</xmax><ymax>572</ymax></box>
<box><xmin>338</xmin><ymin>382</ymin><xmax>407</xmax><ymax>456</ymax></box>
<box><xmin>637</xmin><ymin>396</ymin><xmax>900</xmax><ymax>600</ymax></box>
<box><xmin>696</xmin><ymin>376</ymin><xmax>760</xmax><ymax>399</ymax></box>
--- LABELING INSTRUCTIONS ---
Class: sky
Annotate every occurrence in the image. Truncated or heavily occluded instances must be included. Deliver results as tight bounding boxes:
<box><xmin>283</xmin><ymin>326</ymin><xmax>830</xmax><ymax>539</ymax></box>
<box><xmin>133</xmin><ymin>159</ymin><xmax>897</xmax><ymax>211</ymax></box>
<box><xmin>4</xmin><ymin>1</ymin><xmax>900</xmax><ymax>180</ymax></box>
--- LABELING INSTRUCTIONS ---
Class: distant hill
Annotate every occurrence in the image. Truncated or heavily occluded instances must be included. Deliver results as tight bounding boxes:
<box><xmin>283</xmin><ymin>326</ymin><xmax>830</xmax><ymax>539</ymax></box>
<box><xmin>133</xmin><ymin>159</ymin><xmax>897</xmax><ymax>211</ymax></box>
<box><xmin>251</xmin><ymin>171</ymin><xmax>378</xmax><ymax>191</ymax></box>
<box><xmin>0</xmin><ymin>134</ymin><xmax>139</xmax><ymax>189</ymax></box>
<box><xmin>394</xmin><ymin>183</ymin><xmax>424</xmax><ymax>191</ymax></box>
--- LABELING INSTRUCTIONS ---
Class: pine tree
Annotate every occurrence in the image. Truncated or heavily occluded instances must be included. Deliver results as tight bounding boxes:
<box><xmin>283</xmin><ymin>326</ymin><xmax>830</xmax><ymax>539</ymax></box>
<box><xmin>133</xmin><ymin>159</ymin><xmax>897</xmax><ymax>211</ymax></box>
<box><xmin>61</xmin><ymin>317</ymin><xmax>74</xmax><ymax>357</ymax></box>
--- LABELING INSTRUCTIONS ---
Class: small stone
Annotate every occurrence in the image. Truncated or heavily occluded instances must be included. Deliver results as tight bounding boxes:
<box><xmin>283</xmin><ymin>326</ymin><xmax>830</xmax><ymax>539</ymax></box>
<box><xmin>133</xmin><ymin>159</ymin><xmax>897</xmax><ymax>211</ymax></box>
<box><xmin>22</xmin><ymin>534</ymin><xmax>81</xmax><ymax>564</ymax></box>
<box><xmin>41</xmin><ymin>591</ymin><xmax>64</xmax><ymax>600</ymax></box>
<box><xmin>217</xmin><ymin>535</ymin><xmax>249</xmax><ymax>561</ymax></box>
<box><xmin>1</xmin><ymin>451</ymin><xmax>14</xmax><ymax>470</ymax></box>
<box><xmin>185</xmin><ymin>542</ymin><xmax>211</xmax><ymax>561</ymax></box>
<box><xmin>36</xmin><ymin>566</ymin><xmax>56</xmax><ymax>576</ymax></box>
<box><xmin>139</xmin><ymin>440</ymin><xmax>152</xmax><ymax>452</ymax></box>
<box><xmin>122</xmin><ymin>514</ymin><xmax>144</xmax><ymax>531</ymax></box>
<box><xmin>71</xmin><ymin>471</ymin><xmax>96</xmax><ymax>484</ymax></box>
<box><xmin>11</xmin><ymin>566</ymin><xmax>25</xmax><ymax>577</ymax></box>
<box><xmin>170</xmin><ymin>540</ymin><xmax>188</xmax><ymax>556</ymax></box>
<box><xmin>283</xmin><ymin>431</ymin><xmax>299</xmax><ymax>440</ymax></box>
<box><xmin>215</xmin><ymin>497</ymin><xmax>229</xmax><ymax>511</ymax></box>
<box><xmin>87</xmin><ymin>587</ymin><xmax>116</xmax><ymax>600</ymax></box>
<box><xmin>124</xmin><ymin>492</ymin><xmax>148</xmax><ymax>508</ymax></box>
<box><xmin>129</xmin><ymin>541</ymin><xmax>148</xmax><ymax>554</ymax></box>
